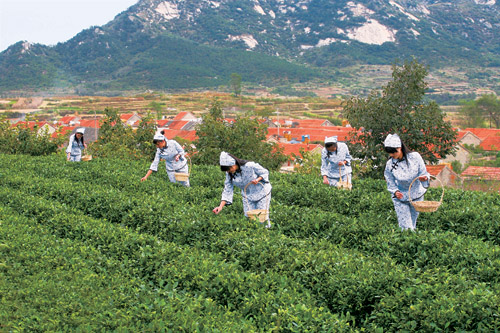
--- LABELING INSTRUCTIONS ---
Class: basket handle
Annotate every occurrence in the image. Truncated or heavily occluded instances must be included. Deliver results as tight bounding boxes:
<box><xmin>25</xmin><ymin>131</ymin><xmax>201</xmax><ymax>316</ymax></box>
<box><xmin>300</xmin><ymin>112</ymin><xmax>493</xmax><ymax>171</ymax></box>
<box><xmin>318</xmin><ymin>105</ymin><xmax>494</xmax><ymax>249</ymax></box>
<box><xmin>243</xmin><ymin>181</ymin><xmax>270</xmax><ymax>210</ymax></box>
<box><xmin>338</xmin><ymin>164</ymin><xmax>349</xmax><ymax>185</ymax></box>
<box><xmin>408</xmin><ymin>175</ymin><xmax>444</xmax><ymax>205</ymax></box>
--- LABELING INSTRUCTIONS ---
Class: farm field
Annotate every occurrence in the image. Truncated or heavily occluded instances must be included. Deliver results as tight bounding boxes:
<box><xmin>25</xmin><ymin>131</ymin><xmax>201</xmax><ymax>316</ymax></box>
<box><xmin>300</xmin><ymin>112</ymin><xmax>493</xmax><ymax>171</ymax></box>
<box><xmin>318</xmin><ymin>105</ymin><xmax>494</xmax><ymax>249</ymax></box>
<box><xmin>1</xmin><ymin>154</ymin><xmax>500</xmax><ymax>331</ymax></box>
<box><xmin>2</xmin><ymin>92</ymin><xmax>469</xmax><ymax>128</ymax></box>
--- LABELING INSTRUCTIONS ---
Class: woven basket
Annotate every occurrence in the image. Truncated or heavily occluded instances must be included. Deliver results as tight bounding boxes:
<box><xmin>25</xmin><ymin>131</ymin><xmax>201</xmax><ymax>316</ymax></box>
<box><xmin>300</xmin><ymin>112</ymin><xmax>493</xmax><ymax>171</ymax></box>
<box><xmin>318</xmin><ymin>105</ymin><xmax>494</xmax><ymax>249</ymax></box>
<box><xmin>336</xmin><ymin>165</ymin><xmax>352</xmax><ymax>190</ymax></box>
<box><xmin>409</xmin><ymin>175</ymin><xmax>444</xmax><ymax>213</ymax></box>
<box><xmin>244</xmin><ymin>182</ymin><xmax>270</xmax><ymax>223</ymax></box>
<box><xmin>81</xmin><ymin>155</ymin><xmax>92</xmax><ymax>162</ymax></box>
<box><xmin>174</xmin><ymin>172</ymin><xmax>189</xmax><ymax>181</ymax></box>
<box><xmin>173</xmin><ymin>155</ymin><xmax>191</xmax><ymax>182</ymax></box>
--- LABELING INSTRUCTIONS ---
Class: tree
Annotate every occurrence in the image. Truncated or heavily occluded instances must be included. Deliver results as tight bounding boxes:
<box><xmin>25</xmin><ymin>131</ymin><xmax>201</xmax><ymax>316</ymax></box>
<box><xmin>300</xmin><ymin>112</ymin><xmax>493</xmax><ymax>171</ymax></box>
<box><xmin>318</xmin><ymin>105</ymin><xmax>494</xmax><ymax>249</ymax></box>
<box><xmin>192</xmin><ymin>99</ymin><xmax>288</xmax><ymax>171</ymax></box>
<box><xmin>460</xmin><ymin>94</ymin><xmax>500</xmax><ymax>128</ymax></box>
<box><xmin>147</xmin><ymin>101</ymin><xmax>165</xmax><ymax>120</ymax></box>
<box><xmin>0</xmin><ymin>119</ymin><xmax>62</xmax><ymax>156</ymax></box>
<box><xmin>343</xmin><ymin>58</ymin><xmax>457</xmax><ymax>178</ymax></box>
<box><xmin>90</xmin><ymin>107</ymin><xmax>157</xmax><ymax>160</ymax></box>
<box><xmin>134</xmin><ymin>112</ymin><xmax>157</xmax><ymax>158</ymax></box>
<box><xmin>230</xmin><ymin>73</ymin><xmax>242</xmax><ymax>96</ymax></box>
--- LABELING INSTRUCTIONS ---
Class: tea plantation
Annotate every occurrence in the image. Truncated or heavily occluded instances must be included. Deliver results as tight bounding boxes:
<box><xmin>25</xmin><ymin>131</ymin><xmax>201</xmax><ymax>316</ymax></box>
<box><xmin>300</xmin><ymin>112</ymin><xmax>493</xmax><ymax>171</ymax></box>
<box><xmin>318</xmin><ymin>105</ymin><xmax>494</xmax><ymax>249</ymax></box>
<box><xmin>1</xmin><ymin>154</ymin><xmax>499</xmax><ymax>331</ymax></box>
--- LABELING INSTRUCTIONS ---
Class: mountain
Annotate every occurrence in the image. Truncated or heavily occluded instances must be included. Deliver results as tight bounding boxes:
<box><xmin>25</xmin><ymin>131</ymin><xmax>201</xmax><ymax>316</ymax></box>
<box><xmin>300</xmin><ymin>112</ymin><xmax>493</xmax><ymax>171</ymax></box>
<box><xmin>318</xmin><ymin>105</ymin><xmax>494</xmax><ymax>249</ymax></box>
<box><xmin>0</xmin><ymin>0</ymin><xmax>498</xmax><ymax>95</ymax></box>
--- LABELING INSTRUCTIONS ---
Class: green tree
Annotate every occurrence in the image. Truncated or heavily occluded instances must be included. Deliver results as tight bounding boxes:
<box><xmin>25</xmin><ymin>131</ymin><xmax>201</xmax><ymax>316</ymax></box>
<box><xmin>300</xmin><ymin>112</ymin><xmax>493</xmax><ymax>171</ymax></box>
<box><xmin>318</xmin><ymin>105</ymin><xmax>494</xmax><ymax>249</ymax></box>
<box><xmin>193</xmin><ymin>99</ymin><xmax>287</xmax><ymax>170</ymax></box>
<box><xmin>134</xmin><ymin>112</ymin><xmax>157</xmax><ymax>159</ymax></box>
<box><xmin>291</xmin><ymin>149</ymin><xmax>322</xmax><ymax>175</ymax></box>
<box><xmin>0</xmin><ymin>120</ymin><xmax>62</xmax><ymax>156</ymax></box>
<box><xmin>230</xmin><ymin>73</ymin><xmax>242</xmax><ymax>97</ymax></box>
<box><xmin>460</xmin><ymin>94</ymin><xmax>500</xmax><ymax>128</ymax></box>
<box><xmin>343</xmin><ymin>58</ymin><xmax>457</xmax><ymax>178</ymax></box>
<box><xmin>90</xmin><ymin>107</ymin><xmax>136</xmax><ymax>159</ymax></box>
<box><xmin>147</xmin><ymin>101</ymin><xmax>165</xmax><ymax>120</ymax></box>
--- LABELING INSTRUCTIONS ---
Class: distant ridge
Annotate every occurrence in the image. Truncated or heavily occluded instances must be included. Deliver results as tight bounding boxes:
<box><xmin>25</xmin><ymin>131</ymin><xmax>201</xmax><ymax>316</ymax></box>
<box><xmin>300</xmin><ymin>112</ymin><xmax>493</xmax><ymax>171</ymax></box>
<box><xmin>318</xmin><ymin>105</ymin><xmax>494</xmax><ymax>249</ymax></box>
<box><xmin>0</xmin><ymin>0</ymin><xmax>498</xmax><ymax>95</ymax></box>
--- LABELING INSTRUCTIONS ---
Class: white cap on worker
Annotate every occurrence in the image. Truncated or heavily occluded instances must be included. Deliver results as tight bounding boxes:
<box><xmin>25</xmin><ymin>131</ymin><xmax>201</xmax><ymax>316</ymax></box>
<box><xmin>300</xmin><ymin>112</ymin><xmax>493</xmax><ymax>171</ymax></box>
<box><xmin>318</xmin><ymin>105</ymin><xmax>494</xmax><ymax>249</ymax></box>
<box><xmin>76</xmin><ymin>128</ymin><xmax>85</xmax><ymax>134</ymax></box>
<box><xmin>325</xmin><ymin>136</ymin><xmax>337</xmax><ymax>144</ymax></box>
<box><xmin>384</xmin><ymin>133</ymin><xmax>402</xmax><ymax>148</ymax></box>
<box><xmin>153</xmin><ymin>134</ymin><xmax>165</xmax><ymax>141</ymax></box>
<box><xmin>219</xmin><ymin>151</ymin><xmax>236</xmax><ymax>166</ymax></box>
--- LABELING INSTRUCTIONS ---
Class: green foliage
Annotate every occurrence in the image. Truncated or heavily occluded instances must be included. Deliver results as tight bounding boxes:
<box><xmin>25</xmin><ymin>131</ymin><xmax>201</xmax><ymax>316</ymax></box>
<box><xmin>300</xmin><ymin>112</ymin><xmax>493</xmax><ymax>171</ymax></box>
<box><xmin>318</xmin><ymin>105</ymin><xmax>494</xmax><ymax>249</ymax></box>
<box><xmin>147</xmin><ymin>101</ymin><xmax>165</xmax><ymax>120</ymax></box>
<box><xmin>291</xmin><ymin>148</ymin><xmax>322</xmax><ymax>175</ymax></box>
<box><xmin>460</xmin><ymin>94</ymin><xmax>500</xmax><ymax>128</ymax></box>
<box><xmin>89</xmin><ymin>108</ymin><xmax>156</xmax><ymax>160</ymax></box>
<box><xmin>229</xmin><ymin>73</ymin><xmax>242</xmax><ymax>96</ymax></box>
<box><xmin>192</xmin><ymin>99</ymin><xmax>288</xmax><ymax>170</ymax></box>
<box><xmin>271</xmin><ymin>86</ymin><xmax>317</xmax><ymax>97</ymax></box>
<box><xmin>1</xmin><ymin>154</ymin><xmax>500</xmax><ymax>331</ymax></box>
<box><xmin>343</xmin><ymin>58</ymin><xmax>457</xmax><ymax>177</ymax></box>
<box><xmin>0</xmin><ymin>120</ymin><xmax>62</xmax><ymax>156</ymax></box>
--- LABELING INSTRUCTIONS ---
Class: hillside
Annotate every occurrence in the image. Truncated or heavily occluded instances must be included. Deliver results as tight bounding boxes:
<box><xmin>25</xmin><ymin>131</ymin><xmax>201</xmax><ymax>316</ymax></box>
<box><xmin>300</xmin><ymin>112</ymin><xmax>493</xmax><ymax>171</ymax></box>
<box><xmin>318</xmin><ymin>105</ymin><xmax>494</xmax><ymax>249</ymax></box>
<box><xmin>0</xmin><ymin>0</ymin><xmax>499</xmax><ymax>95</ymax></box>
<box><xmin>1</xmin><ymin>154</ymin><xmax>500</xmax><ymax>330</ymax></box>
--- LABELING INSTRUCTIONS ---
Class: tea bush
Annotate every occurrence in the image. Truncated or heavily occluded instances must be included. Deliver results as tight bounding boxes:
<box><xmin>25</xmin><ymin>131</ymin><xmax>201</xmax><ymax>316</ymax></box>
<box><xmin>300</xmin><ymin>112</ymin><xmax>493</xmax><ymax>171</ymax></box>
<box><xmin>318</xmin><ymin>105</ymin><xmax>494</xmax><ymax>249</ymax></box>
<box><xmin>1</xmin><ymin>153</ymin><xmax>500</xmax><ymax>331</ymax></box>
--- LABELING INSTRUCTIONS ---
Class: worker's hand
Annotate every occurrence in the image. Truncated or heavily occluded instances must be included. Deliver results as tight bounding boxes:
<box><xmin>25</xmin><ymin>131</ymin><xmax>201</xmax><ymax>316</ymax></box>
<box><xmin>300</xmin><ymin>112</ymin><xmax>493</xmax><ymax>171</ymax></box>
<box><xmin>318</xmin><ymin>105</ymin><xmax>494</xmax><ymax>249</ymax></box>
<box><xmin>323</xmin><ymin>177</ymin><xmax>329</xmax><ymax>185</ymax></box>
<box><xmin>338</xmin><ymin>161</ymin><xmax>346</xmax><ymax>166</ymax></box>
<box><xmin>141</xmin><ymin>176</ymin><xmax>148</xmax><ymax>182</ymax></box>
<box><xmin>175</xmin><ymin>154</ymin><xmax>180</xmax><ymax>162</ymax></box>
<box><xmin>251</xmin><ymin>177</ymin><xmax>261</xmax><ymax>185</ymax></box>
<box><xmin>394</xmin><ymin>191</ymin><xmax>403</xmax><ymax>200</ymax></box>
<box><xmin>213</xmin><ymin>206</ymin><xmax>223</xmax><ymax>214</ymax></box>
<box><xmin>418</xmin><ymin>176</ymin><xmax>428</xmax><ymax>182</ymax></box>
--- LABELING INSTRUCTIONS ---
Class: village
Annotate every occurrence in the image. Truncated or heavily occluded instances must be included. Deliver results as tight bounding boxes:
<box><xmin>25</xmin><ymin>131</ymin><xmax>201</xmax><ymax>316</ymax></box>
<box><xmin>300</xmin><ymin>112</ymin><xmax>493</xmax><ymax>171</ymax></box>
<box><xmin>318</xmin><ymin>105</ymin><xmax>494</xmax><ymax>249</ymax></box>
<box><xmin>2</xmin><ymin>94</ymin><xmax>500</xmax><ymax>193</ymax></box>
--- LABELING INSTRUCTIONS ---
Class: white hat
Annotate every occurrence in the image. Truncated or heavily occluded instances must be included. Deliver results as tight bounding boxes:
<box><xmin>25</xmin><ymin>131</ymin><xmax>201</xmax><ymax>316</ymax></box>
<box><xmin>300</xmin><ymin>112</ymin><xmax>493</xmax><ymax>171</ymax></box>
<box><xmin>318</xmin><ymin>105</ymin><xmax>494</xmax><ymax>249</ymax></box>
<box><xmin>384</xmin><ymin>133</ymin><xmax>402</xmax><ymax>148</ymax></box>
<box><xmin>325</xmin><ymin>136</ymin><xmax>338</xmax><ymax>144</ymax></box>
<box><xmin>219</xmin><ymin>151</ymin><xmax>236</xmax><ymax>166</ymax></box>
<box><xmin>153</xmin><ymin>134</ymin><xmax>165</xmax><ymax>141</ymax></box>
<box><xmin>76</xmin><ymin>128</ymin><xmax>85</xmax><ymax>134</ymax></box>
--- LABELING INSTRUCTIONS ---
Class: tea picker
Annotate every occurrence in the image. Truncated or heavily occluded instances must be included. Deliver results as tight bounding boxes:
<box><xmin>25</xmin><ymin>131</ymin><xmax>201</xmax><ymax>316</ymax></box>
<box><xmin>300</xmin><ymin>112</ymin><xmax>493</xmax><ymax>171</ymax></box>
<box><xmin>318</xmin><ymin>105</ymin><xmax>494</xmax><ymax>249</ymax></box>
<box><xmin>321</xmin><ymin>136</ymin><xmax>353</xmax><ymax>188</ymax></box>
<box><xmin>66</xmin><ymin>128</ymin><xmax>87</xmax><ymax>162</ymax></box>
<box><xmin>141</xmin><ymin>133</ymin><xmax>190</xmax><ymax>187</ymax></box>
<box><xmin>212</xmin><ymin>152</ymin><xmax>272</xmax><ymax>228</ymax></box>
<box><xmin>383</xmin><ymin>133</ymin><xmax>431</xmax><ymax>231</ymax></box>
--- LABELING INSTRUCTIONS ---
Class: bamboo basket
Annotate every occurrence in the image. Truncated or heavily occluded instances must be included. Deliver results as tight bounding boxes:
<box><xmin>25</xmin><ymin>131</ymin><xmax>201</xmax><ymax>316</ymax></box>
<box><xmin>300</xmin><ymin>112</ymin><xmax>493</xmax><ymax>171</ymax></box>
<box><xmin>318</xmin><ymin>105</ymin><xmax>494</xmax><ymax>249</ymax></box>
<box><xmin>174</xmin><ymin>155</ymin><xmax>191</xmax><ymax>182</ymax></box>
<box><xmin>243</xmin><ymin>182</ymin><xmax>270</xmax><ymax>223</ymax></box>
<box><xmin>409</xmin><ymin>175</ymin><xmax>444</xmax><ymax>213</ymax></box>
<box><xmin>336</xmin><ymin>165</ymin><xmax>352</xmax><ymax>190</ymax></box>
<box><xmin>81</xmin><ymin>154</ymin><xmax>92</xmax><ymax>161</ymax></box>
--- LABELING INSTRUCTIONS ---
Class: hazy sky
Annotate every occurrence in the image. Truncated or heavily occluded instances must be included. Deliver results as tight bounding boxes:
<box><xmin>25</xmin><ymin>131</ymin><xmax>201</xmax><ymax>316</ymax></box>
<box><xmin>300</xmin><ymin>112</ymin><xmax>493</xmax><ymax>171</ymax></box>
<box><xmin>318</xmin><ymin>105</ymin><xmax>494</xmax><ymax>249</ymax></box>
<box><xmin>0</xmin><ymin>0</ymin><xmax>139</xmax><ymax>52</ymax></box>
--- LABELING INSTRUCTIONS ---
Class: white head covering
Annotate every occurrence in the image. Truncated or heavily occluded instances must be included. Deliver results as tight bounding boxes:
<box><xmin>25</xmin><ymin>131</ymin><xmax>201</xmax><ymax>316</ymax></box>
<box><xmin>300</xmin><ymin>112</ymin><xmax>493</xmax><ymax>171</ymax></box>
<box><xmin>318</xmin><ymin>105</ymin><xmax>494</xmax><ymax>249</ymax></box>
<box><xmin>153</xmin><ymin>134</ymin><xmax>165</xmax><ymax>141</ymax></box>
<box><xmin>384</xmin><ymin>133</ymin><xmax>402</xmax><ymax>148</ymax></box>
<box><xmin>219</xmin><ymin>151</ymin><xmax>236</xmax><ymax>166</ymax></box>
<box><xmin>76</xmin><ymin>128</ymin><xmax>85</xmax><ymax>134</ymax></box>
<box><xmin>325</xmin><ymin>136</ymin><xmax>338</xmax><ymax>144</ymax></box>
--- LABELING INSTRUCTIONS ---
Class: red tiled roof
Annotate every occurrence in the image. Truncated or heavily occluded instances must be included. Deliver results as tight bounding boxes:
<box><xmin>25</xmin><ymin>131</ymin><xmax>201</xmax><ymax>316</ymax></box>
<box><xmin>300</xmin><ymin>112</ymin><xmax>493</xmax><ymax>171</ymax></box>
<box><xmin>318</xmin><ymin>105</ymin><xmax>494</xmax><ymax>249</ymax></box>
<box><xmin>157</xmin><ymin>119</ymin><xmax>170</xmax><ymax>127</ymax></box>
<box><xmin>173</xmin><ymin>112</ymin><xmax>190</xmax><ymax>121</ymax></box>
<box><xmin>267</xmin><ymin>127</ymin><xmax>357</xmax><ymax>143</ymax></box>
<box><xmin>59</xmin><ymin>116</ymin><xmax>77</xmax><ymax>123</ymax></box>
<box><xmin>161</xmin><ymin>129</ymin><xmax>197</xmax><ymax>141</ymax></box>
<box><xmin>51</xmin><ymin>126</ymin><xmax>76</xmax><ymax>138</ymax></box>
<box><xmin>461</xmin><ymin>166</ymin><xmax>500</xmax><ymax>181</ymax></box>
<box><xmin>426</xmin><ymin>165</ymin><xmax>446</xmax><ymax>177</ymax></box>
<box><xmin>479</xmin><ymin>136</ymin><xmax>500</xmax><ymax>151</ymax></box>
<box><xmin>277</xmin><ymin>143</ymin><xmax>322</xmax><ymax>159</ymax></box>
<box><xmin>120</xmin><ymin>114</ymin><xmax>134</xmax><ymax>121</ymax></box>
<box><xmin>12</xmin><ymin>121</ymin><xmax>51</xmax><ymax>129</ymax></box>
<box><xmin>168</xmin><ymin>120</ymin><xmax>189</xmax><ymax>130</ymax></box>
<box><xmin>78</xmin><ymin>119</ymin><xmax>100</xmax><ymax>128</ymax></box>
<box><xmin>275</xmin><ymin>119</ymin><xmax>332</xmax><ymax>127</ymax></box>
<box><xmin>464</xmin><ymin>128</ymin><xmax>500</xmax><ymax>140</ymax></box>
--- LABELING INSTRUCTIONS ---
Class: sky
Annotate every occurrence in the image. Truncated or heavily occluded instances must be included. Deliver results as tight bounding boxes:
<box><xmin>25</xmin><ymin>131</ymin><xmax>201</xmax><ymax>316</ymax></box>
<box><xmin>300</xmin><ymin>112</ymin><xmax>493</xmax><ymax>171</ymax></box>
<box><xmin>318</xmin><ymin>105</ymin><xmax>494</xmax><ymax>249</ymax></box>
<box><xmin>0</xmin><ymin>0</ymin><xmax>139</xmax><ymax>52</ymax></box>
